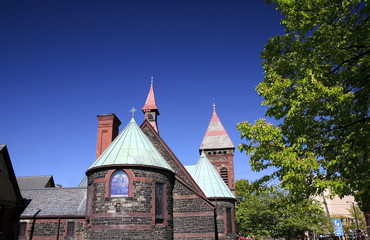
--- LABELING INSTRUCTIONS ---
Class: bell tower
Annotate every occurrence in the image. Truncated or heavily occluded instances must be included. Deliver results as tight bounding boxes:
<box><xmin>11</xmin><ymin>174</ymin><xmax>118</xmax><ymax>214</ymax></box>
<box><xmin>142</xmin><ymin>77</ymin><xmax>160</xmax><ymax>132</ymax></box>
<box><xmin>199</xmin><ymin>103</ymin><xmax>235</xmax><ymax>195</ymax></box>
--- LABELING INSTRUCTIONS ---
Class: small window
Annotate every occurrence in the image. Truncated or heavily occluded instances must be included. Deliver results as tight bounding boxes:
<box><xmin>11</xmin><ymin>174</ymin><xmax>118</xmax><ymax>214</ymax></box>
<box><xmin>224</xmin><ymin>151</ymin><xmax>226</xmax><ymax>154</ymax></box>
<box><xmin>208</xmin><ymin>152</ymin><xmax>212</xmax><ymax>155</ymax></box>
<box><xmin>220</xmin><ymin>167</ymin><xmax>229</xmax><ymax>186</ymax></box>
<box><xmin>67</xmin><ymin>222</ymin><xmax>75</xmax><ymax>236</ymax></box>
<box><xmin>110</xmin><ymin>170</ymin><xmax>129</xmax><ymax>197</ymax></box>
<box><xmin>226</xmin><ymin>208</ymin><xmax>232</xmax><ymax>233</ymax></box>
<box><xmin>155</xmin><ymin>183</ymin><xmax>164</xmax><ymax>223</ymax></box>
<box><xmin>19</xmin><ymin>222</ymin><xmax>27</xmax><ymax>236</ymax></box>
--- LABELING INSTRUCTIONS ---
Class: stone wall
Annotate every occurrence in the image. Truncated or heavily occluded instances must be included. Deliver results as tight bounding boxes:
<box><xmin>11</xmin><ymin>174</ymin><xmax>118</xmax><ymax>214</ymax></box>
<box><xmin>86</xmin><ymin>166</ymin><xmax>174</xmax><ymax>240</ymax></box>
<box><xmin>18</xmin><ymin>218</ymin><xmax>85</xmax><ymax>240</ymax></box>
<box><xmin>173</xmin><ymin>180</ymin><xmax>217</xmax><ymax>240</ymax></box>
<box><xmin>211</xmin><ymin>199</ymin><xmax>237</xmax><ymax>240</ymax></box>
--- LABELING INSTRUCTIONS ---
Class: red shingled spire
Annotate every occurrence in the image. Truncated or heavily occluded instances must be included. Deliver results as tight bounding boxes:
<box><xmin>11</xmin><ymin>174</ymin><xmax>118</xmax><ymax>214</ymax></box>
<box><xmin>200</xmin><ymin>103</ymin><xmax>234</xmax><ymax>150</ymax></box>
<box><xmin>142</xmin><ymin>77</ymin><xmax>160</xmax><ymax>132</ymax></box>
<box><xmin>199</xmin><ymin>102</ymin><xmax>236</xmax><ymax>195</ymax></box>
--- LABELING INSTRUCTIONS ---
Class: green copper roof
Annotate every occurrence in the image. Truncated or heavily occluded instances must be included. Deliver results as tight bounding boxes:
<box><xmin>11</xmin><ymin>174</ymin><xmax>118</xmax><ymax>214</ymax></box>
<box><xmin>88</xmin><ymin>117</ymin><xmax>173</xmax><ymax>172</ymax></box>
<box><xmin>186</xmin><ymin>151</ymin><xmax>235</xmax><ymax>199</ymax></box>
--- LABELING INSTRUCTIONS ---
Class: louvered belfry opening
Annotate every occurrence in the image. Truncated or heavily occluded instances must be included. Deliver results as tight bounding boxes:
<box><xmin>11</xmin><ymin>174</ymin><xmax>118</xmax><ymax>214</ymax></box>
<box><xmin>220</xmin><ymin>167</ymin><xmax>228</xmax><ymax>186</ymax></box>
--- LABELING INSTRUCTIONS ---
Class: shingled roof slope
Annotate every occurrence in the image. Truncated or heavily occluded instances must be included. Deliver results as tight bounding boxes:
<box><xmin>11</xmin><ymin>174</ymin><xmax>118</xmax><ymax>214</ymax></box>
<box><xmin>200</xmin><ymin>107</ymin><xmax>234</xmax><ymax>150</ymax></box>
<box><xmin>21</xmin><ymin>188</ymin><xmax>87</xmax><ymax>217</ymax></box>
<box><xmin>17</xmin><ymin>175</ymin><xmax>55</xmax><ymax>189</ymax></box>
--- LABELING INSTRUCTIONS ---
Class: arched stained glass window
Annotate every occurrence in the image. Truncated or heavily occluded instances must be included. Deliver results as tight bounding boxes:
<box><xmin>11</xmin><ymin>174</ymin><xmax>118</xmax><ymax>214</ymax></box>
<box><xmin>110</xmin><ymin>170</ymin><xmax>129</xmax><ymax>197</ymax></box>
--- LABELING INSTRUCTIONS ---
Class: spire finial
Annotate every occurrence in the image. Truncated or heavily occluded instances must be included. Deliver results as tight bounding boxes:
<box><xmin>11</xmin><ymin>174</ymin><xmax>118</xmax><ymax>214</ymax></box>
<box><xmin>151</xmin><ymin>76</ymin><xmax>153</xmax><ymax>86</ymax></box>
<box><xmin>213</xmin><ymin>98</ymin><xmax>216</xmax><ymax>112</ymax></box>
<box><xmin>130</xmin><ymin>107</ymin><xmax>137</xmax><ymax>117</ymax></box>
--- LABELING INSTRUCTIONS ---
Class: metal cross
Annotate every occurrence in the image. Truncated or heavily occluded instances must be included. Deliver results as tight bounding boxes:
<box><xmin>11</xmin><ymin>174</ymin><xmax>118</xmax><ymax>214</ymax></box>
<box><xmin>130</xmin><ymin>107</ymin><xmax>137</xmax><ymax>117</ymax></box>
<box><xmin>151</xmin><ymin>76</ymin><xmax>153</xmax><ymax>85</ymax></box>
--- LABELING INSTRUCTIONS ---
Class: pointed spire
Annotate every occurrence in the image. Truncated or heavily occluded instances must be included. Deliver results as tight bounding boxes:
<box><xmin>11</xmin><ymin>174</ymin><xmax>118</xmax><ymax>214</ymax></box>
<box><xmin>142</xmin><ymin>77</ymin><xmax>159</xmax><ymax>113</ymax></box>
<box><xmin>200</xmin><ymin>104</ymin><xmax>234</xmax><ymax>150</ymax></box>
<box><xmin>142</xmin><ymin>77</ymin><xmax>160</xmax><ymax>132</ymax></box>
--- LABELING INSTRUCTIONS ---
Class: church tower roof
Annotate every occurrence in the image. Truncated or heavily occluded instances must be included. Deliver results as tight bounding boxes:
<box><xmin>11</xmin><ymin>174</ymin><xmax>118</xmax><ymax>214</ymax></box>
<box><xmin>199</xmin><ymin>104</ymin><xmax>234</xmax><ymax>150</ymax></box>
<box><xmin>87</xmin><ymin>111</ymin><xmax>173</xmax><ymax>172</ymax></box>
<box><xmin>186</xmin><ymin>151</ymin><xmax>235</xmax><ymax>199</ymax></box>
<box><xmin>142</xmin><ymin>77</ymin><xmax>159</xmax><ymax>114</ymax></box>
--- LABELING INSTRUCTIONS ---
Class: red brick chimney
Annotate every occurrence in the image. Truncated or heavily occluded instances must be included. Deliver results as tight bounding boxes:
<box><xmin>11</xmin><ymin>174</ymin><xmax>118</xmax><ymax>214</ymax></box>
<box><xmin>95</xmin><ymin>113</ymin><xmax>121</xmax><ymax>159</ymax></box>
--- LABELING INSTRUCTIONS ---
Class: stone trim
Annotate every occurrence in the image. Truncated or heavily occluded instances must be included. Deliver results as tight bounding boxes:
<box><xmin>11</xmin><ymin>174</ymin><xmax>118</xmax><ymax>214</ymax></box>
<box><xmin>92</xmin><ymin>225</ymin><xmax>152</xmax><ymax>230</ymax></box>
<box><xmin>174</xmin><ymin>232</ymin><xmax>215</xmax><ymax>238</ymax></box>
<box><xmin>173</xmin><ymin>211</ymin><xmax>214</xmax><ymax>217</ymax></box>
<box><xmin>173</xmin><ymin>194</ymin><xmax>198</xmax><ymax>199</ymax></box>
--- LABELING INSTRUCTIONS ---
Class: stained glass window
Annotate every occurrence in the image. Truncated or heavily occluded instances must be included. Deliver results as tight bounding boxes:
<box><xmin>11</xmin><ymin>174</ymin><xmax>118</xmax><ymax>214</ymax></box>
<box><xmin>110</xmin><ymin>170</ymin><xmax>129</xmax><ymax>197</ymax></box>
<box><xmin>155</xmin><ymin>183</ymin><xmax>164</xmax><ymax>220</ymax></box>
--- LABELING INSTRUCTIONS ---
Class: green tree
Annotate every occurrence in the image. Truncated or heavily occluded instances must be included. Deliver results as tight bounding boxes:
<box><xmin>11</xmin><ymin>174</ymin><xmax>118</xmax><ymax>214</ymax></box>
<box><xmin>237</xmin><ymin>0</ymin><xmax>369</xmax><ymax>210</ymax></box>
<box><xmin>236</xmin><ymin>180</ymin><xmax>332</xmax><ymax>240</ymax></box>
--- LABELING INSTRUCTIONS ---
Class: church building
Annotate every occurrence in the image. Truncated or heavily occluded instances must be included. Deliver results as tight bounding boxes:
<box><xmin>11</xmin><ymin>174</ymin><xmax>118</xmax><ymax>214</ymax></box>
<box><xmin>17</xmin><ymin>80</ymin><xmax>237</xmax><ymax>240</ymax></box>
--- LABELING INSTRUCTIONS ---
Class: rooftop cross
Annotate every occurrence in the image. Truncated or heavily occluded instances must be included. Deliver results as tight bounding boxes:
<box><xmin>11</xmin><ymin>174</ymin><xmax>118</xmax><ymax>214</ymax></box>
<box><xmin>130</xmin><ymin>107</ymin><xmax>137</xmax><ymax>117</ymax></box>
<box><xmin>213</xmin><ymin>98</ymin><xmax>216</xmax><ymax>111</ymax></box>
<box><xmin>151</xmin><ymin>76</ymin><xmax>153</xmax><ymax>86</ymax></box>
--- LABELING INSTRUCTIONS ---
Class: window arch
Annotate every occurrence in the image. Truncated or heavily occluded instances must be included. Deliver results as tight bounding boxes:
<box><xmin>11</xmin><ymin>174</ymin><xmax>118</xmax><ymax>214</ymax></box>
<box><xmin>110</xmin><ymin>170</ymin><xmax>129</xmax><ymax>197</ymax></box>
<box><xmin>220</xmin><ymin>167</ymin><xmax>229</xmax><ymax>186</ymax></box>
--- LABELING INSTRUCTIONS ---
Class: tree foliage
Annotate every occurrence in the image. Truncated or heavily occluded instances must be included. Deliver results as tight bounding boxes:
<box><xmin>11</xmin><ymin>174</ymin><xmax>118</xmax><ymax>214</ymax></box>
<box><xmin>236</xmin><ymin>179</ymin><xmax>332</xmax><ymax>239</ymax></box>
<box><xmin>237</xmin><ymin>0</ymin><xmax>369</xmax><ymax>210</ymax></box>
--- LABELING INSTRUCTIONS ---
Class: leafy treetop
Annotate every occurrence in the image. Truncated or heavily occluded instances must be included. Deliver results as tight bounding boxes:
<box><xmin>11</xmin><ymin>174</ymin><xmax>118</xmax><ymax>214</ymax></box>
<box><xmin>237</xmin><ymin>0</ymin><xmax>369</xmax><ymax>210</ymax></box>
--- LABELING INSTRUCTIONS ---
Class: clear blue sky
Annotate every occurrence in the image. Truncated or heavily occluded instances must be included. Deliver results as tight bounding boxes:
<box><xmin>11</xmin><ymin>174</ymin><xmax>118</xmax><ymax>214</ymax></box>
<box><xmin>0</xmin><ymin>0</ymin><xmax>284</xmax><ymax>187</ymax></box>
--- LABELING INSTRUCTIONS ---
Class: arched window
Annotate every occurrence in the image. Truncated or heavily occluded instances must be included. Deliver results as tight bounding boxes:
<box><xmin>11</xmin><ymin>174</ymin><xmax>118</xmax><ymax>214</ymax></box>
<box><xmin>220</xmin><ymin>167</ymin><xmax>229</xmax><ymax>186</ymax></box>
<box><xmin>110</xmin><ymin>170</ymin><xmax>129</xmax><ymax>197</ymax></box>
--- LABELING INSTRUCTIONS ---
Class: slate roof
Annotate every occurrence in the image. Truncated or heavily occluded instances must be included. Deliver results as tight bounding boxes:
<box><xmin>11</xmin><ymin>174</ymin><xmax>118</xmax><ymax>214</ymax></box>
<box><xmin>88</xmin><ymin>117</ymin><xmax>173</xmax><ymax>172</ymax></box>
<box><xmin>21</xmin><ymin>188</ymin><xmax>87</xmax><ymax>217</ymax></box>
<box><xmin>200</xmin><ymin>108</ymin><xmax>234</xmax><ymax>150</ymax></box>
<box><xmin>185</xmin><ymin>151</ymin><xmax>235</xmax><ymax>199</ymax></box>
<box><xmin>17</xmin><ymin>175</ymin><xmax>55</xmax><ymax>189</ymax></box>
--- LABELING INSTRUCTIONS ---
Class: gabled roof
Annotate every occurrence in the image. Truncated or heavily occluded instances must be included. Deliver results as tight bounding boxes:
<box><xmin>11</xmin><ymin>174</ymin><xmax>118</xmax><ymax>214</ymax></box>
<box><xmin>0</xmin><ymin>144</ymin><xmax>23</xmax><ymax>205</ymax></box>
<box><xmin>142</xmin><ymin>79</ymin><xmax>159</xmax><ymax>114</ymax></box>
<box><xmin>186</xmin><ymin>151</ymin><xmax>235</xmax><ymax>199</ymax></box>
<box><xmin>88</xmin><ymin>117</ymin><xmax>173</xmax><ymax>172</ymax></box>
<box><xmin>200</xmin><ymin>107</ymin><xmax>234</xmax><ymax>150</ymax></box>
<box><xmin>17</xmin><ymin>175</ymin><xmax>55</xmax><ymax>189</ymax></box>
<box><xmin>21</xmin><ymin>188</ymin><xmax>86</xmax><ymax>217</ymax></box>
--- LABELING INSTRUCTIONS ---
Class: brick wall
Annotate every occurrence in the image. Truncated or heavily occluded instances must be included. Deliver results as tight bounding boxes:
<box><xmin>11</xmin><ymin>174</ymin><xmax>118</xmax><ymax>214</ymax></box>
<box><xmin>86</xmin><ymin>166</ymin><xmax>174</xmax><ymax>240</ymax></box>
